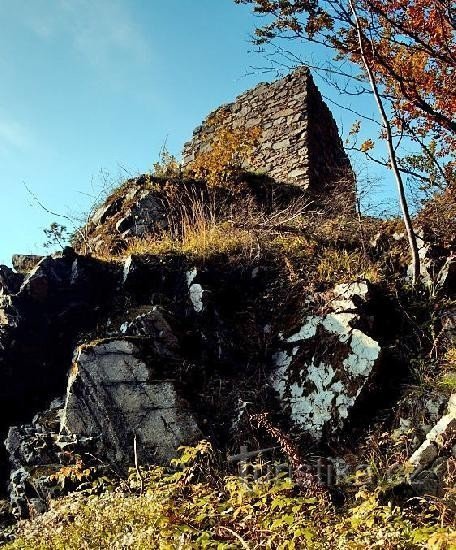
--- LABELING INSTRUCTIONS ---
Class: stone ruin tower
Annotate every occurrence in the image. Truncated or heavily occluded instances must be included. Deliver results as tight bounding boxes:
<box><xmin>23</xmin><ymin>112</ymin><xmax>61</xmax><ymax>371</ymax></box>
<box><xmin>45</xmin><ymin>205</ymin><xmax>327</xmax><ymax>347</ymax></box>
<box><xmin>183</xmin><ymin>66</ymin><xmax>355</xmax><ymax>206</ymax></box>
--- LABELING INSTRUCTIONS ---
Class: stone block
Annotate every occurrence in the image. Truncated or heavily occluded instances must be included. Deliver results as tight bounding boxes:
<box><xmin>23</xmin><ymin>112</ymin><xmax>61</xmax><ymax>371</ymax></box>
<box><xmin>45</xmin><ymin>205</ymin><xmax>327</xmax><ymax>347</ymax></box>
<box><xmin>60</xmin><ymin>339</ymin><xmax>201</xmax><ymax>465</ymax></box>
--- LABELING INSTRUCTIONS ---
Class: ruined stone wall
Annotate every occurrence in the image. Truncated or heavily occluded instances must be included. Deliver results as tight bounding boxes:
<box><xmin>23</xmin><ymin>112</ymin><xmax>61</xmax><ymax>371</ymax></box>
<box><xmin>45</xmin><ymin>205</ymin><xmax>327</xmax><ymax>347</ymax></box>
<box><xmin>306</xmin><ymin>76</ymin><xmax>353</xmax><ymax>196</ymax></box>
<box><xmin>183</xmin><ymin>67</ymin><xmax>354</xmax><ymax>199</ymax></box>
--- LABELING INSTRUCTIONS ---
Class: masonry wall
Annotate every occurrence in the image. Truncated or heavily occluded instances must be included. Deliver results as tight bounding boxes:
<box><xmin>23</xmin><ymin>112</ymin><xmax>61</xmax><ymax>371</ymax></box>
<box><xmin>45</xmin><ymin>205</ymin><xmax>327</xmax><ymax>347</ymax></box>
<box><xmin>183</xmin><ymin>67</ymin><xmax>354</xmax><ymax>201</ymax></box>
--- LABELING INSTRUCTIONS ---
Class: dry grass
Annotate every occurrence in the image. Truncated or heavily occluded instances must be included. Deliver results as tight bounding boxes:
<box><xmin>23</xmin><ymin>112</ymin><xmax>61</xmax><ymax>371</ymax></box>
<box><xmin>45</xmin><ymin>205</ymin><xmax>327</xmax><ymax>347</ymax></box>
<box><xmin>79</xmin><ymin>172</ymin><xmax>389</xmax><ymax>288</ymax></box>
<box><xmin>125</xmin><ymin>221</ymin><xmax>258</xmax><ymax>261</ymax></box>
<box><xmin>122</xmin><ymin>213</ymin><xmax>382</xmax><ymax>289</ymax></box>
<box><xmin>416</xmin><ymin>181</ymin><xmax>456</xmax><ymax>246</ymax></box>
<box><xmin>316</xmin><ymin>248</ymin><xmax>382</xmax><ymax>284</ymax></box>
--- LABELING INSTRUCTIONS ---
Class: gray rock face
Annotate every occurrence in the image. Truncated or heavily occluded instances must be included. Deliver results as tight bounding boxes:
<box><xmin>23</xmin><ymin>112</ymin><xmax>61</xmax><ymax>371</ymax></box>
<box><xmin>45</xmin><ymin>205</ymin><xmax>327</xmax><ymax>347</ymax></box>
<box><xmin>409</xmin><ymin>230</ymin><xmax>453</xmax><ymax>289</ymax></box>
<box><xmin>18</xmin><ymin>248</ymin><xmax>81</xmax><ymax>301</ymax></box>
<box><xmin>60</xmin><ymin>339</ymin><xmax>201</xmax><ymax>465</ymax></box>
<box><xmin>437</xmin><ymin>254</ymin><xmax>456</xmax><ymax>292</ymax></box>
<box><xmin>186</xmin><ymin>267</ymin><xmax>205</xmax><ymax>313</ymax></box>
<box><xmin>270</xmin><ymin>282</ymin><xmax>381</xmax><ymax>440</ymax></box>
<box><xmin>115</xmin><ymin>188</ymin><xmax>168</xmax><ymax>238</ymax></box>
<box><xmin>119</xmin><ymin>307</ymin><xmax>179</xmax><ymax>357</ymax></box>
<box><xmin>407</xmin><ymin>394</ymin><xmax>456</xmax><ymax>496</ymax></box>
<box><xmin>440</xmin><ymin>306</ymin><xmax>456</xmax><ymax>349</ymax></box>
<box><xmin>90</xmin><ymin>197</ymin><xmax>123</xmax><ymax>226</ymax></box>
<box><xmin>4</xmin><ymin>241</ymin><xmax>445</xmax><ymax>519</ymax></box>
<box><xmin>0</xmin><ymin>296</ymin><xmax>19</xmax><ymax>333</ymax></box>
<box><xmin>86</xmin><ymin>180</ymin><xmax>168</xmax><ymax>250</ymax></box>
<box><xmin>0</xmin><ymin>250</ymin><xmax>120</xmax><ymax>491</ymax></box>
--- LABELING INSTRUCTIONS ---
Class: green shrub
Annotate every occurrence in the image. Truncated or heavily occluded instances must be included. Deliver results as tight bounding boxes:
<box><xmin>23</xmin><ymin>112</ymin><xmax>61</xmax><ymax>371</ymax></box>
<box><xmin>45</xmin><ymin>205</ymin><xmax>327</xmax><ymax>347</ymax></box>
<box><xmin>6</xmin><ymin>442</ymin><xmax>454</xmax><ymax>549</ymax></box>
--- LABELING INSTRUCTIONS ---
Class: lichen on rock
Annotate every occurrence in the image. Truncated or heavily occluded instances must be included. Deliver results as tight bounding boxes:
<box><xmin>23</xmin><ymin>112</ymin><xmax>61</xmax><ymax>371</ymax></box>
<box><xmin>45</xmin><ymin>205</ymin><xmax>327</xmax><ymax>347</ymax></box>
<box><xmin>271</xmin><ymin>281</ymin><xmax>381</xmax><ymax>439</ymax></box>
<box><xmin>186</xmin><ymin>268</ymin><xmax>204</xmax><ymax>312</ymax></box>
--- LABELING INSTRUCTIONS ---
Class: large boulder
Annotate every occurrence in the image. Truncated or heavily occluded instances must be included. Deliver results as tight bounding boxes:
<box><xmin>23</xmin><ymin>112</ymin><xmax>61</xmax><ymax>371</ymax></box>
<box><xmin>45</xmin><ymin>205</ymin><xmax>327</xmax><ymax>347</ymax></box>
<box><xmin>60</xmin><ymin>339</ymin><xmax>201</xmax><ymax>465</ymax></box>
<box><xmin>270</xmin><ymin>282</ymin><xmax>381</xmax><ymax>440</ymax></box>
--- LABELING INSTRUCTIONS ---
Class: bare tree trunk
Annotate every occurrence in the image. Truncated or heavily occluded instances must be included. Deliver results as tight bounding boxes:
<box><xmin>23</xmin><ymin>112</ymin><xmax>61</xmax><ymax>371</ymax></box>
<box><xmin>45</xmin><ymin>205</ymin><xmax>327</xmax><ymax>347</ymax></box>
<box><xmin>348</xmin><ymin>0</ymin><xmax>421</xmax><ymax>285</ymax></box>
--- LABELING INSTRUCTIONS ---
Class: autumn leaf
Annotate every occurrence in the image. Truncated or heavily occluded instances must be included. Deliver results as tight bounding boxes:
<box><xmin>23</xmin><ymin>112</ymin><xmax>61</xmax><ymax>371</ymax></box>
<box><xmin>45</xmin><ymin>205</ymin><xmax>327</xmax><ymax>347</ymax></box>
<box><xmin>360</xmin><ymin>139</ymin><xmax>375</xmax><ymax>152</ymax></box>
<box><xmin>349</xmin><ymin>120</ymin><xmax>361</xmax><ymax>136</ymax></box>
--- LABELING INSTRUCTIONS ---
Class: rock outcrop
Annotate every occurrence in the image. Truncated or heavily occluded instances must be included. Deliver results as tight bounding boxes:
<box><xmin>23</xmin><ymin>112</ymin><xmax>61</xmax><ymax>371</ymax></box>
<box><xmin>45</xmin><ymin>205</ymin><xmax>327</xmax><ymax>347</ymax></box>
<box><xmin>79</xmin><ymin>174</ymin><xmax>311</xmax><ymax>256</ymax></box>
<box><xmin>0</xmin><ymin>249</ymin><xmax>118</xmax><ymax>488</ymax></box>
<box><xmin>0</xmin><ymin>247</ymin><xmax>391</xmax><ymax>516</ymax></box>
<box><xmin>406</xmin><ymin>394</ymin><xmax>456</xmax><ymax>496</ymax></box>
<box><xmin>271</xmin><ymin>282</ymin><xmax>381</xmax><ymax>439</ymax></box>
<box><xmin>11</xmin><ymin>255</ymin><xmax>44</xmax><ymax>275</ymax></box>
<box><xmin>0</xmin><ymin>67</ymin><xmax>454</xmax><ymax>526</ymax></box>
<box><xmin>0</xmin><ymin>266</ymin><xmax>23</xmax><ymax>295</ymax></box>
<box><xmin>60</xmin><ymin>339</ymin><xmax>201</xmax><ymax>466</ymax></box>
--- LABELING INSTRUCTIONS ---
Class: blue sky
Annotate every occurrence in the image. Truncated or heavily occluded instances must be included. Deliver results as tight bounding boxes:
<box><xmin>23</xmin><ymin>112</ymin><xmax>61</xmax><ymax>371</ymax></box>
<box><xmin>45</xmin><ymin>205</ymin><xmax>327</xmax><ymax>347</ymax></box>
<box><xmin>0</xmin><ymin>0</ymin><xmax>393</xmax><ymax>266</ymax></box>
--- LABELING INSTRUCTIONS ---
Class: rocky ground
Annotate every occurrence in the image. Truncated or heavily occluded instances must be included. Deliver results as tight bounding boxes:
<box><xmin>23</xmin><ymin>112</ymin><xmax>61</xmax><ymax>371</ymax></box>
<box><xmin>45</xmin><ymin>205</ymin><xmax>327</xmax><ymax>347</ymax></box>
<box><xmin>0</xmin><ymin>173</ymin><xmax>454</xmax><ymax>547</ymax></box>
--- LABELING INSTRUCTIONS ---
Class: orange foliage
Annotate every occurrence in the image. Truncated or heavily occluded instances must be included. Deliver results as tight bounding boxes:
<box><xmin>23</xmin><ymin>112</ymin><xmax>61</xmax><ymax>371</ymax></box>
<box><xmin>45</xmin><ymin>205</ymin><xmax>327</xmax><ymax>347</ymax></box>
<box><xmin>356</xmin><ymin>0</ymin><xmax>456</xmax><ymax>154</ymax></box>
<box><xmin>186</xmin><ymin>113</ymin><xmax>262</xmax><ymax>188</ymax></box>
<box><xmin>236</xmin><ymin>0</ymin><xmax>455</xmax><ymax>158</ymax></box>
